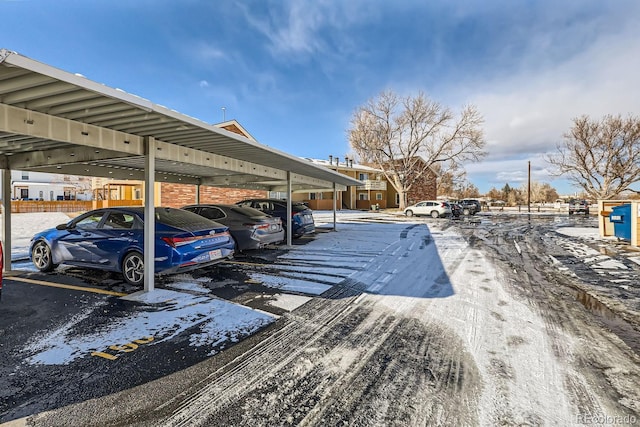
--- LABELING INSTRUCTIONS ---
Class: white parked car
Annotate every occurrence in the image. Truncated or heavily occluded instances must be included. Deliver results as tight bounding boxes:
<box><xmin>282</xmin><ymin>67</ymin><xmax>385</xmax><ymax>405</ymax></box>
<box><xmin>404</xmin><ymin>201</ymin><xmax>452</xmax><ymax>218</ymax></box>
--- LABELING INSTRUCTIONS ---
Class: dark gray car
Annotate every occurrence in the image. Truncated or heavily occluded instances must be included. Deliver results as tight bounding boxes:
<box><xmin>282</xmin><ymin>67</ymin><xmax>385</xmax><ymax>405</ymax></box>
<box><xmin>182</xmin><ymin>204</ymin><xmax>284</xmax><ymax>251</ymax></box>
<box><xmin>460</xmin><ymin>199</ymin><xmax>482</xmax><ymax>215</ymax></box>
<box><xmin>236</xmin><ymin>199</ymin><xmax>315</xmax><ymax>237</ymax></box>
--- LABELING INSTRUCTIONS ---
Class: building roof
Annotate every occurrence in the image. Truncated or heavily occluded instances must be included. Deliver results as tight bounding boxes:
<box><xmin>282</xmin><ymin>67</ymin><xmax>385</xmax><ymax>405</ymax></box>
<box><xmin>304</xmin><ymin>157</ymin><xmax>383</xmax><ymax>173</ymax></box>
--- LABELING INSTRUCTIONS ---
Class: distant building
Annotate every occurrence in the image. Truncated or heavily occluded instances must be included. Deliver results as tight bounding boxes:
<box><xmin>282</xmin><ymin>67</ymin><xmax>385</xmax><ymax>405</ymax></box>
<box><xmin>8</xmin><ymin>170</ymin><xmax>92</xmax><ymax>201</ymax></box>
<box><xmin>292</xmin><ymin>157</ymin><xmax>387</xmax><ymax>210</ymax></box>
<box><xmin>293</xmin><ymin>156</ymin><xmax>438</xmax><ymax>210</ymax></box>
<box><xmin>391</xmin><ymin>157</ymin><xmax>438</xmax><ymax>206</ymax></box>
<box><xmin>28</xmin><ymin>120</ymin><xmax>436</xmax><ymax>211</ymax></box>
<box><xmin>146</xmin><ymin>119</ymin><xmax>267</xmax><ymax>207</ymax></box>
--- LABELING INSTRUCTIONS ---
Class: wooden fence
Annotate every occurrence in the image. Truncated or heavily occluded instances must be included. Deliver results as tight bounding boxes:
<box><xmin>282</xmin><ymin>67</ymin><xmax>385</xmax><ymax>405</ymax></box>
<box><xmin>6</xmin><ymin>199</ymin><xmax>143</xmax><ymax>213</ymax></box>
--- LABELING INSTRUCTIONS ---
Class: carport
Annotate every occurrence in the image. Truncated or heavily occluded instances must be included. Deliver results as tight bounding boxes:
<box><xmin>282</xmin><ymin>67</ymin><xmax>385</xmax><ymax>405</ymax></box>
<box><xmin>0</xmin><ymin>48</ymin><xmax>361</xmax><ymax>291</ymax></box>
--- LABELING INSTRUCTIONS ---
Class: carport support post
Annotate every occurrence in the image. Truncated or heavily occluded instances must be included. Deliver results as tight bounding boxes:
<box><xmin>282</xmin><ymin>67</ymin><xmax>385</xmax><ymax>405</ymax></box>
<box><xmin>332</xmin><ymin>182</ymin><xmax>337</xmax><ymax>231</ymax></box>
<box><xmin>1</xmin><ymin>168</ymin><xmax>10</xmax><ymax>271</ymax></box>
<box><xmin>286</xmin><ymin>171</ymin><xmax>292</xmax><ymax>246</ymax></box>
<box><xmin>144</xmin><ymin>136</ymin><xmax>156</xmax><ymax>292</ymax></box>
<box><xmin>195</xmin><ymin>183</ymin><xmax>201</xmax><ymax>204</ymax></box>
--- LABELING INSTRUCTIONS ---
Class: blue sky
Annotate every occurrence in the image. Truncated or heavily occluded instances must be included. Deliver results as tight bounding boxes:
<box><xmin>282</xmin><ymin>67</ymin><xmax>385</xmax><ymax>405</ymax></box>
<box><xmin>2</xmin><ymin>0</ymin><xmax>639</xmax><ymax>195</ymax></box>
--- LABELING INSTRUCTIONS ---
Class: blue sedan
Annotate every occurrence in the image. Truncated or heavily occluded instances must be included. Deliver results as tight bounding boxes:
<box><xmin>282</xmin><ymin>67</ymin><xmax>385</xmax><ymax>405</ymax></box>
<box><xmin>29</xmin><ymin>207</ymin><xmax>235</xmax><ymax>286</ymax></box>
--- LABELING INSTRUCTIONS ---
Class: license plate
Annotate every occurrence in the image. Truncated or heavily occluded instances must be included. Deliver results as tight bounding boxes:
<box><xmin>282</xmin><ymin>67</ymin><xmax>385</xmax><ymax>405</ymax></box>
<box><xmin>208</xmin><ymin>249</ymin><xmax>222</xmax><ymax>260</ymax></box>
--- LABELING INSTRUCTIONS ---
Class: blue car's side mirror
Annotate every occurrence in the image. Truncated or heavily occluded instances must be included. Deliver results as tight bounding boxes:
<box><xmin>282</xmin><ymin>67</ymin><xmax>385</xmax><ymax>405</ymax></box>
<box><xmin>55</xmin><ymin>223</ymin><xmax>69</xmax><ymax>230</ymax></box>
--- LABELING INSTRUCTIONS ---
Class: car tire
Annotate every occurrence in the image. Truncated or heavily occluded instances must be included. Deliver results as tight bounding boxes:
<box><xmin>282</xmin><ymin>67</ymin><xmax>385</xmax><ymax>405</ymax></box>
<box><xmin>32</xmin><ymin>240</ymin><xmax>56</xmax><ymax>272</ymax></box>
<box><xmin>431</xmin><ymin>210</ymin><xmax>439</xmax><ymax>218</ymax></box>
<box><xmin>405</xmin><ymin>210</ymin><xmax>414</xmax><ymax>217</ymax></box>
<box><xmin>122</xmin><ymin>251</ymin><xmax>144</xmax><ymax>286</ymax></box>
<box><xmin>463</xmin><ymin>208</ymin><xmax>470</xmax><ymax>215</ymax></box>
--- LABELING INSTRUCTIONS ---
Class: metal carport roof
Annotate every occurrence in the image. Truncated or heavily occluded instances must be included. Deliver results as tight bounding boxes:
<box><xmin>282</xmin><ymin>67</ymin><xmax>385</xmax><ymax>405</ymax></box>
<box><xmin>0</xmin><ymin>48</ymin><xmax>360</xmax><ymax>191</ymax></box>
<box><xmin>0</xmin><ymin>48</ymin><xmax>361</xmax><ymax>291</ymax></box>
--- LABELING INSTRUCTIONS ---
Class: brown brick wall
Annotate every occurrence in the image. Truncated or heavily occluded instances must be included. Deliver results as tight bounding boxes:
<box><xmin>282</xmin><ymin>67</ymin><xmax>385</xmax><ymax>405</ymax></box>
<box><xmin>407</xmin><ymin>173</ymin><xmax>437</xmax><ymax>205</ymax></box>
<box><xmin>160</xmin><ymin>183</ymin><xmax>266</xmax><ymax>208</ymax></box>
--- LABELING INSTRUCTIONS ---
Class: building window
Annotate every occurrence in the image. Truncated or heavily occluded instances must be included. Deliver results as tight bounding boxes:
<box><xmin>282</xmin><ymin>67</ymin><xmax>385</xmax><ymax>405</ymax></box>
<box><xmin>358</xmin><ymin>173</ymin><xmax>369</xmax><ymax>181</ymax></box>
<box><xmin>134</xmin><ymin>189</ymin><xmax>141</xmax><ymax>199</ymax></box>
<box><xmin>50</xmin><ymin>191</ymin><xmax>54</xmax><ymax>201</ymax></box>
<box><xmin>268</xmin><ymin>191</ymin><xmax>287</xmax><ymax>199</ymax></box>
<box><xmin>358</xmin><ymin>193</ymin><xmax>368</xmax><ymax>201</ymax></box>
<box><xmin>376</xmin><ymin>193</ymin><xmax>383</xmax><ymax>200</ymax></box>
<box><xmin>309</xmin><ymin>193</ymin><xmax>323</xmax><ymax>200</ymax></box>
<box><xmin>21</xmin><ymin>171</ymin><xmax>29</xmax><ymax>180</ymax></box>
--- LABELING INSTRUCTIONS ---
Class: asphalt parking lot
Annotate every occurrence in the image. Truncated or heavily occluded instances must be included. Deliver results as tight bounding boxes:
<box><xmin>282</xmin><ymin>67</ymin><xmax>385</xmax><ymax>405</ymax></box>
<box><xmin>0</xmin><ymin>233</ymin><xmax>319</xmax><ymax>423</ymax></box>
<box><xmin>3</xmin><ymin>211</ymin><xmax>639</xmax><ymax>425</ymax></box>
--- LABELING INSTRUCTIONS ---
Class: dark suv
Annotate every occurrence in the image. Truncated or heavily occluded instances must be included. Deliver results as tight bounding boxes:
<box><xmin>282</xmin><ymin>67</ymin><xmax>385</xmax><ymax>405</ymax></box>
<box><xmin>236</xmin><ymin>198</ymin><xmax>315</xmax><ymax>237</ymax></box>
<box><xmin>569</xmin><ymin>199</ymin><xmax>590</xmax><ymax>215</ymax></box>
<box><xmin>460</xmin><ymin>199</ymin><xmax>482</xmax><ymax>215</ymax></box>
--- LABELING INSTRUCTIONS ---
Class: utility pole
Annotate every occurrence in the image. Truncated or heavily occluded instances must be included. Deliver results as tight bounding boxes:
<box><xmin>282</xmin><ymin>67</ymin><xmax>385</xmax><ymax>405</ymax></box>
<box><xmin>527</xmin><ymin>161</ymin><xmax>531</xmax><ymax>213</ymax></box>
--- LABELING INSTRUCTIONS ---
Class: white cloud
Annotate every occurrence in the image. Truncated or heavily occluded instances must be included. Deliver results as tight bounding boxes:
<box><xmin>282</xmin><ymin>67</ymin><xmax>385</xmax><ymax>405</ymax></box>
<box><xmin>194</xmin><ymin>42</ymin><xmax>227</xmax><ymax>62</ymax></box>
<box><xmin>240</xmin><ymin>0</ymin><xmax>374</xmax><ymax>58</ymax></box>
<box><xmin>454</xmin><ymin>6</ymin><xmax>640</xmax><ymax>193</ymax></box>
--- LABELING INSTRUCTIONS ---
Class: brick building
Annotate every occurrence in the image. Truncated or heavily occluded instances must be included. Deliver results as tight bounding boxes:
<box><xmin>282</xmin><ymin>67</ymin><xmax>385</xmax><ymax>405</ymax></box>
<box><xmin>157</xmin><ymin>120</ymin><xmax>267</xmax><ymax>207</ymax></box>
<box><xmin>90</xmin><ymin>119</ymin><xmax>438</xmax><ymax>210</ymax></box>
<box><xmin>401</xmin><ymin>157</ymin><xmax>438</xmax><ymax>206</ymax></box>
<box><xmin>158</xmin><ymin>183</ymin><xmax>265</xmax><ymax>208</ymax></box>
<box><xmin>292</xmin><ymin>157</ymin><xmax>388</xmax><ymax>210</ymax></box>
<box><xmin>293</xmin><ymin>156</ymin><xmax>438</xmax><ymax>210</ymax></box>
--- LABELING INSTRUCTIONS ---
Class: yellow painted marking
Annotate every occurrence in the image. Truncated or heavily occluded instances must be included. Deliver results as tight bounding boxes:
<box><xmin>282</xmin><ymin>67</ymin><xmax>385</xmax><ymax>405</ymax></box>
<box><xmin>92</xmin><ymin>336</ymin><xmax>155</xmax><ymax>361</ymax></box>
<box><xmin>91</xmin><ymin>351</ymin><xmax>119</xmax><ymax>360</ymax></box>
<box><xmin>110</xmin><ymin>343</ymin><xmax>138</xmax><ymax>352</ymax></box>
<box><xmin>7</xmin><ymin>276</ymin><xmax>127</xmax><ymax>296</ymax></box>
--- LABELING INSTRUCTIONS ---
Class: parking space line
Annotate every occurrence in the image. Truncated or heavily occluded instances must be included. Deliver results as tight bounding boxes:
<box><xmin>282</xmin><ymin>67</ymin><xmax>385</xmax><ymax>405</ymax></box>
<box><xmin>6</xmin><ymin>276</ymin><xmax>128</xmax><ymax>296</ymax></box>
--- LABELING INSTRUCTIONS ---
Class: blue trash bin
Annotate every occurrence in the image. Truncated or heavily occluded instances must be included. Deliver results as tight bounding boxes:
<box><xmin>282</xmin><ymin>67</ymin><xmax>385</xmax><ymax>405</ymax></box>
<box><xmin>610</xmin><ymin>204</ymin><xmax>632</xmax><ymax>241</ymax></box>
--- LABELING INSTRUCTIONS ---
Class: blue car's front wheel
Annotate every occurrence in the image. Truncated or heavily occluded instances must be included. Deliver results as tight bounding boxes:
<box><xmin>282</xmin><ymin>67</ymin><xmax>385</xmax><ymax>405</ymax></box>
<box><xmin>32</xmin><ymin>240</ymin><xmax>55</xmax><ymax>272</ymax></box>
<box><xmin>122</xmin><ymin>251</ymin><xmax>144</xmax><ymax>286</ymax></box>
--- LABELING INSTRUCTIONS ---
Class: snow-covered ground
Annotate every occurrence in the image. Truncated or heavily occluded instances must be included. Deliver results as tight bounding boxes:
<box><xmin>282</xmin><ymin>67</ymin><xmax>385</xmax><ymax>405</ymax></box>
<box><xmin>5</xmin><ymin>210</ymin><xmax>638</xmax><ymax>368</ymax></box>
<box><xmin>3</xmin><ymin>210</ymin><xmax>640</xmax><ymax>425</ymax></box>
<box><xmin>5</xmin><ymin>211</ymin><xmax>399</xmax><ymax>366</ymax></box>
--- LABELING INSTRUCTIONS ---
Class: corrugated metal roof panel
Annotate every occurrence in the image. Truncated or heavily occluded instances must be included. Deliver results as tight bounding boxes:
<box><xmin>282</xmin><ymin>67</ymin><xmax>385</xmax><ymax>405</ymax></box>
<box><xmin>0</xmin><ymin>48</ymin><xmax>362</xmax><ymax>190</ymax></box>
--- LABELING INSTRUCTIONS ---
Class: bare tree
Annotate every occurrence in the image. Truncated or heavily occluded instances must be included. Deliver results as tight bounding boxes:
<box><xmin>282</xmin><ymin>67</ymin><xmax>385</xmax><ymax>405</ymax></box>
<box><xmin>547</xmin><ymin>114</ymin><xmax>640</xmax><ymax>199</ymax></box>
<box><xmin>521</xmin><ymin>181</ymin><xmax>559</xmax><ymax>203</ymax></box>
<box><xmin>459</xmin><ymin>182</ymin><xmax>480</xmax><ymax>199</ymax></box>
<box><xmin>486</xmin><ymin>187</ymin><xmax>502</xmax><ymax>201</ymax></box>
<box><xmin>433</xmin><ymin>163</ymin><xmax>480</xmax><ymax>199</ymax></box>
<box><xmin>348</xmin><ymin>90</ymin><xmax>486</xmax><ymax>209</ymax></box>
<box><xmin>431</xmin><ymin>162</ymin><xmax>466</xmax><ymax>198</ymax></box>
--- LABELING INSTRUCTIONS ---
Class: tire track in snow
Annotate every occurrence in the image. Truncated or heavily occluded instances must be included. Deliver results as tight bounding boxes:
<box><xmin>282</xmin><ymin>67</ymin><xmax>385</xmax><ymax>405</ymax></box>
<box><xmin>155</xmin><ymin>222</ymin><xmax>481</xmax><ymax>426</ymax></box>
<box><xmin>463</xmin><ymin>219</ymin><xmax>640</xmax><ymax>422</ymax></box>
